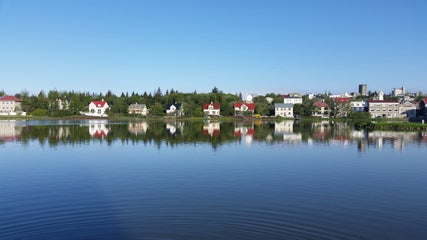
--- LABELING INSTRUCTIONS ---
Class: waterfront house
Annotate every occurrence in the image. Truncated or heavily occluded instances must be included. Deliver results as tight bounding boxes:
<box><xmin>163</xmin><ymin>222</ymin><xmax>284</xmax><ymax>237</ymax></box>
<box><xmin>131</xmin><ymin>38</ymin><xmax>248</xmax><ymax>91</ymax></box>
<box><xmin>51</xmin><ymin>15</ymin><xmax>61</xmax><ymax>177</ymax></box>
<box><xmin>202</xmin><ymin>102</ymin><xmax>220</xmax><ymax>117</ymax></box>
<box><xmin>312</xmin><ymin>101</ymin><xmax>330</xmax><ymax>118</ymax></box>
<box><xmin>166</xmin><ymin>103</ymin><xmax>184</xmax><ymax>117</ymax></box>
<box><xmin>233</xmin><ymin>102</ymin><xmax>256</xmax><ymax>117</ymax></box>
<box><xmin>368</xmin><ymin>100</ymin><xmax>400</xmax><ymax>118</ymax></box>
<box><xmin>80</xmin><ymin>99</ymin><xmax>110</xmax><ymax>117</ymax></box>
<box><xmin>128</xmin><ymin>103</ymin><xmax>149</xmax><ymax>116</ymax></box>
<box><xmin>274</xmin><ymin>103</ymin><xmax>294</xmax><ymax>118</ymax></box>
<box><xmin>0</xmin><ymin>95</ymin><xmax>23</xmax><ymax>116</ymax></box>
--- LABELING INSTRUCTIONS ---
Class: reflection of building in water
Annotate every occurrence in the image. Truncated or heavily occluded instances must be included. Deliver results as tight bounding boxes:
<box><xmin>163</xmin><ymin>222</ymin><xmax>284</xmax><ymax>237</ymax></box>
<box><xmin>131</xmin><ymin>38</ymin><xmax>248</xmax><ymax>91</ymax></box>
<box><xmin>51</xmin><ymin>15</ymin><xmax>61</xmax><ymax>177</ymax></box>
<box><xmin>0</xmin><ymin>120</ymin><xmax>23</xmax><ymax>141</ymax></box>
<box><xmin>128</xmin><ymin>122</ymin><xmax>149</xmax><ymax>136</ymax></box>
<box><xmin>202</xmin><ymin>121</ymin><xmax>220</xmax><ymax>136</ymax></box>
<box><xmin>166</xmin><ymin>121</ymin><xmax>184</xmax><ymax>135</ymax></box>
<box><xmin>274</xmin><ymin>120</ymin><xmax>301</xmax><ymax>143</ymax></box>
<box><xmin>234</xmin><ymin>123</ymin><xmax>254</xmax><ymax>145</ymax></box>
<box><xmin>368</xmin><ymin>131</ymin><xmax>418</xmax><ymax>151</ymax></box>
<box><xmin>274</xmin><ymin>121</ymin><xmax>293</xmax><ymax>134</ymax></box>
<box><xmin>310</xmin><ymin>121</ymin><xmax>330</xmax><ymax>141</ymax></box>
<box><xmin>53</xmin><ymin>126</ymin><xmax>71</xmax><ymax>139</ymax></box>
<box><xmin>88</xmin><ymin>120</ymin><xmax>109</xmax><ymax>138</ymax></box>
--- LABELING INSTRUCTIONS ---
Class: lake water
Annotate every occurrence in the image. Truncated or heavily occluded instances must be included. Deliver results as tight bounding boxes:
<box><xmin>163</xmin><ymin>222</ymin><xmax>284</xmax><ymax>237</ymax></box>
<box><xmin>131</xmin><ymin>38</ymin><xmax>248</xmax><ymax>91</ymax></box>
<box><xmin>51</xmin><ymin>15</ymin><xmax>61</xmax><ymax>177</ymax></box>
<box><xmin>1</xmin><ymin>119</ymin><xmax>427</xmax><ymax>240</ymax></box>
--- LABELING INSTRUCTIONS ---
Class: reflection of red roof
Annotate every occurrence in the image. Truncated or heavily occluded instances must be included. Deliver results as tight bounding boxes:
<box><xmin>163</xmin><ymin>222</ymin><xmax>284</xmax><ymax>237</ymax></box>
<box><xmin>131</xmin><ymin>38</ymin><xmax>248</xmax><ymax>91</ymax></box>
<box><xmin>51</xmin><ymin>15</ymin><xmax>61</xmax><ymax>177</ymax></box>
<box><xmin>202</xmin><ymin>129</ymin><xmax>220</xmax><ymax>136</ymax></box>
<box><xmin>333</xmin><ymin>97</ymin><xmax>351</xmax><ymax>103</ymax></box>
<box><xmin>233</xmin><ymin>102</ymin><xmax>256</xmax><ymax>110</ymax></box>
<box><xmin>313</xmin><ymin>132</ymin><xmax>327</xmax><ymax>139</ymax></box>
<box><xmin>92</xmin><ymin>130</ymin><xmax>107</xmax><ymax>138</ymax></box>
<box><xmin>202</xmin><ymin>103</ymin><xmax>220</xmax><ymax>110</ymax></box>
<box><xmin>92</xmin><ymin>100</ymin><xmax>108</xmax><ymax>108</ymax></box>
<box><xmin>0</xmin><ymin>136</ymin><xmax>20</xmax><ymax>142</ymax></box>
<box><xmin>313</xmin><ymin>101</ymin><xmax>329</xmax><ymax>108</ymax></box>
<box><xmin>334</xmin><ymin>136</ymin><xmax>349</xmax><ymax>141</ymax></box>
<box><xmin>234</xmin><ymin>128</ymin><xmax>255</xmax><ymax>136</ymax></box>
<box><xmin>0</xmin><ymin>95</ymin><xmax>21</xmax><ymax>102</ymax></box>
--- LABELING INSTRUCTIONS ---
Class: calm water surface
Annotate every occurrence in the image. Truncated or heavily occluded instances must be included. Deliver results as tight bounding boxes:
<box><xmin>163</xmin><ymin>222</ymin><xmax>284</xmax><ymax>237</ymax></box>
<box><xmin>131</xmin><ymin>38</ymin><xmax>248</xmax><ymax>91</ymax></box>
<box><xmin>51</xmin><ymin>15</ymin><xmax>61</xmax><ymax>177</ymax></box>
<box><xmin>1</xmin><ymin>120</ymin><xmax>426</xmax><ymax>239</ymax></box>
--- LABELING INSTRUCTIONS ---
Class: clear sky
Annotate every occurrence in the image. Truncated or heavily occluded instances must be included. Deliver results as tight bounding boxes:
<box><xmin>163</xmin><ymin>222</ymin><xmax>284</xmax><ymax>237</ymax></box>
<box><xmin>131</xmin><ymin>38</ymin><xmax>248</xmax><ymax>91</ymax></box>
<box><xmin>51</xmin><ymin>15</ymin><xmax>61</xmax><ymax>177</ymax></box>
<box><xmin>1</xmin><ymin>0</ymin><xmax>426</xmax><ymax>96</ymax></box>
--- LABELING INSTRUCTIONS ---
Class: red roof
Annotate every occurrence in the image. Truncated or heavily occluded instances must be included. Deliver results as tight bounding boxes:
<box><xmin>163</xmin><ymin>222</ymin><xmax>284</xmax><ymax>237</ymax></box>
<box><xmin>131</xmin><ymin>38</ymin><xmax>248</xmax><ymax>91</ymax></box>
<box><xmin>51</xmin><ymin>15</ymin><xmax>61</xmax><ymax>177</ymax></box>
<box><xmin>202</xmin><ymin>102</ymin><xmax>220</xmax><ymax>110</ymax></box>
<box><xmin>368</xmin><ymin>100</ymin><xmax>399</xmax><ymax>103</ymax></box>
<box><xmin>422</xmin><ymin>98</ymin><xmax>427</xmax><ymax>103</ymax></box>
<box><xmin>0</xmin><ymin>95</ymin><xmax>21</xmax><ymax>102</ymax></box>
<box><xmin>333</xmin><ymin>97</ymin><xmax>351</xmax><ymax>103</ymax></box>
<box><xmin>234</xmin><ymin>102</ymin><xmax>256</xmax><ymax>110</ymax></box>
<box><xmin>313</xmin><ymin>101</ymin><xmax>329</xmax><ymax>108</ymax></box>
<box><xmin>91</xmin><ymin>100</ymin><xmax>108</xmax><ymax>107</ymax></box>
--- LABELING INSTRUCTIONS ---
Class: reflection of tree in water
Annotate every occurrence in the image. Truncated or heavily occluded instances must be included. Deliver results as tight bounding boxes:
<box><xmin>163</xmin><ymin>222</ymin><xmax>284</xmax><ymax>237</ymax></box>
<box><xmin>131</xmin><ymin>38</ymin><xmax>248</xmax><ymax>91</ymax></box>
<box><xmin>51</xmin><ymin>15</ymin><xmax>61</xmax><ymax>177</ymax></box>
<box><xmin>5</xmin><ymin>120</ymin><xmax>426</xmax><ymax>151</ymax></box>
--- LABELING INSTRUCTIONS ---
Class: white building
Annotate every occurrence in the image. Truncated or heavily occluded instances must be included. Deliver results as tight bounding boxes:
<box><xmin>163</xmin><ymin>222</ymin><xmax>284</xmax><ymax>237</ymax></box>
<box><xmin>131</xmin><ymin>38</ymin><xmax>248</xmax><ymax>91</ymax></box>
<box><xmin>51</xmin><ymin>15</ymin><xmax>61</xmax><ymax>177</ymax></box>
<box><xmin>274</xmin><ymin>103</ymin><xmax>294</xmax><ymax>118</ymax></box>
<box><xmin>368</xmin><ymin>100</ymin><xmax>400</xmax><ymax>118</ymax></box>
<box><xmin>0</xmin><ymin>95</ymin><xmax>22</xmax><ymax>115</ymax></box>
<box><xmin>202</xmin><ymin>102</ymin><xmax>220</xmax><ymax>117</ymax></box>
<box><xmin>351</xmin><ymin>101</ymin><xmax>367</xmax><ymax>112</ymax></box>
<box><xmin>283</xmin><ymin>95</ymin><xmax>302</xmax><ymax>104</ymax></box>
<box><xmin>80</xmin><ymin>99</ymin><xmax>110</xmax><ymax>117</ymax></box>
<box><xmin>128</xmin><ymin>103</ymin><xmax>149</xmax><ymax>116</ymax></box>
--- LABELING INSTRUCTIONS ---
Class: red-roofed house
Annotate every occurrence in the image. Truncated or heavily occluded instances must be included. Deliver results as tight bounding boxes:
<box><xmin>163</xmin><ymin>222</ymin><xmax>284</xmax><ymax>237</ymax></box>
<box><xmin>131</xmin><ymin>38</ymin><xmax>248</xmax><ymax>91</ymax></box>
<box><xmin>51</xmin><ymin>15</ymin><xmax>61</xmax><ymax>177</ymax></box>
<box><xmin>0</xmin><ymin>95</ymin><xmax>22</xmax><ymax>115</ymax></box>
<box><xmin>234</xmin><ymin>102</ymin><xmax>256</xmax><ymax>117</ymax></box>
<box><xmin>80</xmin><ymin>99</ymin><xmax>110</xmax><ymax>117</ymax></box>
<box><xmin>312</xmin><ymin>101</ymin><xmax>330</xmax><ymax>118</ymax></box>
<box><xmin>332</xmin><ymin>97</ymin><xmax>351</xmax><ymax>118</ymax></box>
<box><xmin>203</xmin><ymin>102</ymin><xmax>220</xmax><ymax>117</ymax></box>
<box><xmin>420</xmin><ymin>98</ymin><xmax>427</xmax><ymax>116</ymax></box>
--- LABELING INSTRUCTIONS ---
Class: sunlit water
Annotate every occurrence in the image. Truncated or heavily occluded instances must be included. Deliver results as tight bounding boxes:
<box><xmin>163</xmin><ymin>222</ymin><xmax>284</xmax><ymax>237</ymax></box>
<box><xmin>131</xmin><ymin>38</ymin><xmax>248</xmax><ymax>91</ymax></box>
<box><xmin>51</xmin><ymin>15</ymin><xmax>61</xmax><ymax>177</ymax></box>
<box><xmin>1</xmin><ymin>120</ymin><xmax>426</xmax><ymax>239</ymax></box>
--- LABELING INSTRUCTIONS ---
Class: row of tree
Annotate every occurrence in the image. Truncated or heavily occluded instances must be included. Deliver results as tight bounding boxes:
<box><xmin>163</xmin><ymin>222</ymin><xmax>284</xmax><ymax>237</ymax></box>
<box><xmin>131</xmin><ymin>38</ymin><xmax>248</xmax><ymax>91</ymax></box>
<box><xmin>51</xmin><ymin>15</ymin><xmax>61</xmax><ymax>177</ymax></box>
<box><xmin>3</xmin><ymin>88</ymin><xmax>425</xmax><ymax>118</ymax></box>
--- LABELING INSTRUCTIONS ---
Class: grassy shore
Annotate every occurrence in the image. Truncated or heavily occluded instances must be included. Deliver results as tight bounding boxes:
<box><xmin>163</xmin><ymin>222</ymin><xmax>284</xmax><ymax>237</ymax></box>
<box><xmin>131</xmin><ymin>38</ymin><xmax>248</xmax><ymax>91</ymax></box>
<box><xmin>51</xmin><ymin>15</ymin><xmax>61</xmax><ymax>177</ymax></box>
<box><xmin>355</xmin><ymin>121</ymin><xmax>427</xmax><ymax>131</ymax></box>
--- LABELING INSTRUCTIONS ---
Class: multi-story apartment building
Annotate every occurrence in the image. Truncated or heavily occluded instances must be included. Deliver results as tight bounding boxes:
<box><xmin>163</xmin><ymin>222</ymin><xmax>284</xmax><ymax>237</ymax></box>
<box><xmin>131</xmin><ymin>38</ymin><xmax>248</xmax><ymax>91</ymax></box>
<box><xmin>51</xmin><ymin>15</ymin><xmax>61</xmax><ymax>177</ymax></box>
<box><xmin>368</xmin><ymin>100</ymin><xmax>400</xmax><ymax>118</ymax></box>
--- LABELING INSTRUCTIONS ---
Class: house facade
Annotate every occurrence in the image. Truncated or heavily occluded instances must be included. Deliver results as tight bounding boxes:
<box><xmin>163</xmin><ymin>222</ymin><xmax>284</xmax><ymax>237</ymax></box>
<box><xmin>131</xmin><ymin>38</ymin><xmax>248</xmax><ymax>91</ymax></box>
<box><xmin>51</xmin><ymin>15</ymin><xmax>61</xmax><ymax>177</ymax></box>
<box><xmin>128</xmin><ymin>103</ymin><xmax>149</xmax><ymax>116</ymax></box>
<box><xmin>0</xmin><ymin>95</ymin><xmax>22</xmax><ymax>115</ymax></box>
<box><xmin>312</xmin><ymin>101</ymin><xmax>330</xmax><ymax>118</ymax></box>
<box><xmin>351</xmin><ymin>101</ymin><xmax>366</xmax><ymax>112</ymax></box>
<box><xmin>283</xmin><ymin>95</ymin><xmax>303</xmax><ymax>104</ymax></box>
<box><xmin>368</xmin><ymin>100</ymin><xmax>400</xmax><ymax>118</ymax></box>
<box><xmin>55</xmin><ymin>97</ymin><xmax>70</xmax><ymax>110</ymax></box>
<box><xmin>80</xmin><ymin>99</ymin><xmax>110</xmax><ymax>117</ymax></box>
<box><xmin>274</xmin><ymin>103</ymin><xmax>294</xmax><ymax>118</ymax></box>
<box><xmin>202</xmin><ymin>102</ymin><xmax>220</xmax><ymax>117</ymax></box>
<box><xmin>234</xmin><ymin>102</ymin><xmax>256</xmax><ymax>117</ymax></box>
<box><xmin>332</xmin><ymin>97</ymin><xmax>351</xmax><ymax>118</ymax></box>
<box><xmin>166</xmin><ymin>103</ymin><xmax>184</xmax><ymax>117</ymax></box>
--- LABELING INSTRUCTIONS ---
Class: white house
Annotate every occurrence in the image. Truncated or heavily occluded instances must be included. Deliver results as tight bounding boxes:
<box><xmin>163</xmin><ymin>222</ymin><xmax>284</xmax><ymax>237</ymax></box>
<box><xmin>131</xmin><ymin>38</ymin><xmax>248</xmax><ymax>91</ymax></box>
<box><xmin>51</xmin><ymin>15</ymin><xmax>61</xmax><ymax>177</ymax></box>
<box><xmin>203</xmin><ymin>102</ymin><xmax>220</xmax><ymax>117</ymax></box>
<box><xmin>0</xmin><ymin>95</ymin><xmax>23</xmax><ymax>116</ymax></box>
<box><xmin>274</xmin><ymin>103</ymin><xmax>294</xmax><ymax>118</ymax></box>
<box><xmin>80</xmin><ymin>99</ymin><xmax>110</xmax><ymax>117</ymax></box>
<box><xmin>282</xmin><ymin>95</ymin><xmax>303</xmax><ymax>104</ymax></box>
<box><xmin>166</xmin><ymin>103</ymin><xmax>184</xmax><ymax>117</ymax></box>
<box><xmin>128</xmin><ymin>103</ymin><xmax>149</xmax><ymax>116</ymax></box>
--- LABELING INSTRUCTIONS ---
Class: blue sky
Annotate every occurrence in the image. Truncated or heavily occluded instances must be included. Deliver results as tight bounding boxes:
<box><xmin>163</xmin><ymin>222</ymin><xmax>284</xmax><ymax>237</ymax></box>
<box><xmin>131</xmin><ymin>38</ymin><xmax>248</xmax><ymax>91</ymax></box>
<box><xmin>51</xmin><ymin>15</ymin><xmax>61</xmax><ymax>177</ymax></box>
<box><xmin>0</xmin><ymin>0</ymin><xmax>426</xmax><ymax>96</ymax></box>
